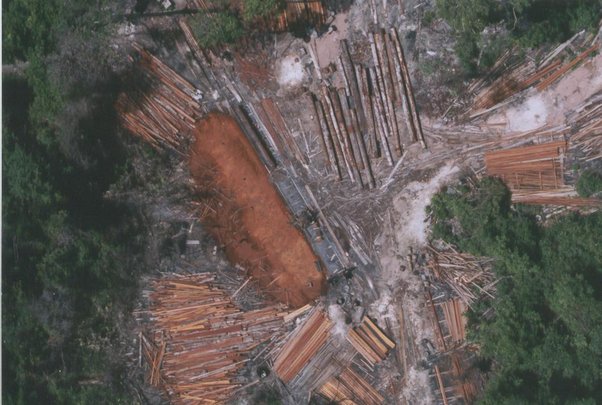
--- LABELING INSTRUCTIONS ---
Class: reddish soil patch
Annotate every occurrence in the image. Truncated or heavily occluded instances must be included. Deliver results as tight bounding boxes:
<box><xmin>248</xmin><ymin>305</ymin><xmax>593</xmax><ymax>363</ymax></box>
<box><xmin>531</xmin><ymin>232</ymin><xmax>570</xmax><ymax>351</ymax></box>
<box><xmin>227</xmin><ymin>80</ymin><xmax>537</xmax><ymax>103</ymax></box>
<box><xmin>189</xmin><ymin>112</ymin><xmax>326</xmax><ymax>308</ymax></box>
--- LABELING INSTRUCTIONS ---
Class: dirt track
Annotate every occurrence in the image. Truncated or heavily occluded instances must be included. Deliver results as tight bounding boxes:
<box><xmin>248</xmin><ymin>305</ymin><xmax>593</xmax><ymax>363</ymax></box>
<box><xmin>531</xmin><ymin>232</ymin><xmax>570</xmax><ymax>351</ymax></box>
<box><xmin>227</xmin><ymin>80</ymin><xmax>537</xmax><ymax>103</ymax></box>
<box><xmin>189</xmin><ymin>113</ymin><xmax>326</xmax><ymax>308</ymax></box>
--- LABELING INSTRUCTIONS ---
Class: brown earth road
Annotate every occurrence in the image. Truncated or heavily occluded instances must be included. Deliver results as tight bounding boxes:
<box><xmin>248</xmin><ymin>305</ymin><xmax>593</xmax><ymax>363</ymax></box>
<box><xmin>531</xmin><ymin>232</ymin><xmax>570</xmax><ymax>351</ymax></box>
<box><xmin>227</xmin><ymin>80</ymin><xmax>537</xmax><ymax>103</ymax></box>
<box><xmin>189</xmin><ymin>112</ymin><xmax>326</xmax><ymax>308</ymax></box>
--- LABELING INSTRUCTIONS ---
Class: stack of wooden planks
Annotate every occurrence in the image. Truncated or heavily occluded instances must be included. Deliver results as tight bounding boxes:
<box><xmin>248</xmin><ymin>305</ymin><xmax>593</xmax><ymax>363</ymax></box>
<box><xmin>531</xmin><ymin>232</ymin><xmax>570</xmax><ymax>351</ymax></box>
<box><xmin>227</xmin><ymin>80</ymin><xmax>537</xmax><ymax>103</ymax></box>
<box><xmin>439</xmin><ymin>299</ymin><xmax>467</xmax><ymax>344</ymax></box>
<box><xmin>347</xmin><ymin>317</ymin><xmax>395</xmax><ymax>366</ymax></box>
<box><xmin>427</xmin><ymin>244</ymin><xmax>496</xmax><ymax>307</ymax></box>
<box><xmin>272</xmin><ymin>307</ymin><xmax>332</xmax><ymax>382</ymax></box>
<box><xmin>139</xmin><ymin>273</ymin><xmax>288</xmax><ymax>404</ymax></box>
<box><xmin>116</xmin><ymin>46</ymin><xmax>203</xmax><ymax>149</ymax></box>
<box><xmin>568</xmin><ymin>92</ymin><xmax>602</xmax><ymax>162</ymax></box>
<box><xmin>318</xmin><ymin>366</ymin><xmax>385</xmax><ymax>405</ymax></box>
<box><xmin>485</xmin><ymin>140</ymin><xmax>568</xmax><ymax>191</ymax></box>
<box><xmin>271</xmin><ymin>0</ymin><xmax>327</xmax><ymax>32</ymax></box>
<box><xmin>485</xmin><ymin>140</ymin><xmax>601</xmax><ymax>206</ymax></box>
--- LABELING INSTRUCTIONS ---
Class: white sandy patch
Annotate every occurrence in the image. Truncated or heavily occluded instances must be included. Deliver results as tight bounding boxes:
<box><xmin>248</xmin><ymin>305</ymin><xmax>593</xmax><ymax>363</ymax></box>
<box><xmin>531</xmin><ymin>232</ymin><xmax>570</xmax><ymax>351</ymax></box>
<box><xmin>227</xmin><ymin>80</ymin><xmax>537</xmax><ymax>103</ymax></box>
<box><xmin>313</xmin><ymin>12</ymin><xmax>349</xmax><ymax>70</ymax></box>
<box><xmin>505</xmin><ymin>94</ymin><xmax>548</xmax><ymax>132</ymax></box>
<box><xmin>276</xmin><ymin>55</ymin><xmax>305</xmax><ymax>87</ymax></box>
<box><xmin>369</xmin><ymin>162</ymin><xmax>459</xmax><ymax>405</ymax></box>
<box><xmin>327</xmin><ymin>304</ymin><xmax>350</xmax><ymax>340</ymax></box>
<box><xmin>492</xmin><ymin>51</ymin><xmax>602</xmax><ymax>131</ymax></box>
<box><xmin>391</xmin><ymin>163</ymin><xmax>460</xmax><ymax>252</ymax></box>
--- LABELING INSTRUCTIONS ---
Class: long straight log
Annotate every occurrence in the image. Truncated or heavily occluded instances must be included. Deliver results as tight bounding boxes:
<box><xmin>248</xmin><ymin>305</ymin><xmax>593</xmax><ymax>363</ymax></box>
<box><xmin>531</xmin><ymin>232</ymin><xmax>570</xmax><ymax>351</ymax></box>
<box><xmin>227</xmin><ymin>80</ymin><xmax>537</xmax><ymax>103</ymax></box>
<box><xmin>372</xmin><ymin>31</ymin><xmax>402</xmax><ymax>154</ymax></box>
<box><xmin>319</xmin><ymin>96</ymin><xmax>347</xmax><ymax>181</ymax></box>
<box><xmin>329</xmin><ymin>88</ymin><xmax>364</xmax><ymax>186</ymax></box>
<box><xmin>368</xmin><ymin>67</ymin><xmax>395</xmax><ymax>166</ymax></box>
<box><xmin>311</xmin><ymin>94</ymin><xmax>342</xmax><ymax>179</ymax></box>
<box><xmin>321</xmin><ymin>87</ymin><xmax>356</xmax><ymax>182</ymax></box>
<box><xmin>356</xmin><ymin>65</ymin><xmax>380</xmax><ymax>158</ymax></box>
<box><xmin>385</xmin><ymin>31</ymin><xmax>412</xmax><ymax>145</ymax></box>
<box><xmin>338</xmin><ymin>88</ymin><xmax>376</xmax><ymax>187</ymax></box>
<box><xmin>336</xmin><ymin>88</ymin><xmax>365</xmax><ymax>170</ymax></box>
<box><xmin>391</xmin><ymin>28</ymin><xmax>427</xmax><ymax>149</ymax></box>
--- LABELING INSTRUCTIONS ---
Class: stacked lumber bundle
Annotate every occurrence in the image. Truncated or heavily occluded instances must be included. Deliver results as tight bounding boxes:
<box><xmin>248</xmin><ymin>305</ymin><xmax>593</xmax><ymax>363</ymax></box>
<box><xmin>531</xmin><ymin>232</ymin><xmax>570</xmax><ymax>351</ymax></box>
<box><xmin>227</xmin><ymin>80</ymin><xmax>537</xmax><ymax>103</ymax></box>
<box><xmin>116</xmin><ymin>47</ymin><xmax>203</xmax><ymax>149</ymax></box>
<box><xmin>318</xmin><ymin>366</ymin><xmax>385</xmax><ymax>405</ymax></box>
<box><xmin>272</xmin><ymin>307</ymin><xmax>332</xmax><ymax>382</ymax></box>
<box><xmin>450</xmin><ymin>353</ymin><xmax>480</xmax><ymax>403</ymax></box>
<box><xmin>427</xmin><ymin>244</ymin><xmax>496</xmax><ymax>307</ymax></box>
<box><xmin>485</xmin><ymin>140</ymin><xmax>567</xmax><ymax>191</ymax></box>
<box><xmin>347</xmin><ymin>317</ymin><xmax>395</xmax><ymax>366</ymax></box>
<box><xmin>439</xmin><ymin>299</ymin><xmax>467</xmax><ymax>344</ymax></box>
<box><xmin>271</xmin><ymin>0</ymin><xmax>327</xmax><ymax>32</ymax></box>
<box><xmin>139</xmin><ymin>273</ymin><xmax>288</xmax><ymax>404</ymax></box>
<box><xmin>312</xmin><ymin>29</ymin><xmax>426</xmax><ymax>188</ymax></box>
<box><xmin>466</xmin><ymin>32</ymin><xmax>598</xmax><ymax>119</ymax></box>
<box><xmin>485</xmin><ymin>140</ymin><xmax>601</xmax><ymax>206</ymax></box>
<box><xmin>568</xmin><ymin>92</ymin><xmax>602</xmax><ymax>162</ymax></box>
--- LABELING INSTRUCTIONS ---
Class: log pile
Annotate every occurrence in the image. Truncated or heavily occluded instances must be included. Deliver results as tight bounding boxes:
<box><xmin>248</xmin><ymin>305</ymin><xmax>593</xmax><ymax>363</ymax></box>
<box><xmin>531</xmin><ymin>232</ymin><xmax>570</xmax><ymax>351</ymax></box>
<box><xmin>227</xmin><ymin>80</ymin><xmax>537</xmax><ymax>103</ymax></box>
<box><xmin>317</xmin><ymin>366</ymin><xmax>385</xmax><ymax>405</ymax></box>
<box><xmin>439</xmin><ymin>299</ymin><xmax>467</xmax><ymax>344</ymax></box>
<box><xmin>116</xmin><ymin>47</ymin><xmax>203</xmax><ymax>149</ymax></box>
<box><xmin>311</xmin><ymin>29</ymin><xmax>427</xmax><ymax>188</ymax></box>
<box><xmin>485</xmin><ymin>140</ymin><xmax>568</xmax><ymax>191</ymax></box>
<box><xmin>138</xmin><ymin>273</ymin><xmax>289</xmax><ymax>404</ymax></box>
<box><xmin>430</xmin><ymin>351</ymin><xmax>483</xmax><ymax>405</ymax></box>
<box><xmin>485</xmin><ymin>140</ymin><xmax>601</xmax><ymax>206</ymax></box>
<box><xmin>270</xmin><ymin>0</ymin><xmax>327</xmax><ymax>32</ymax></box>
<box><xmin>272</xmin><ymin>307</ymin><xmax>332</xmax><ymax>382</ymax></box>
<box><xmin>427</xmin><ymin>244</ymin><xmax>496</xmax><ymax>307</ymax></box>
<box><xmin>568</xmin><ymin>92</ymin><xmax>602</xmax><ymax>162</ymax></box>
<box><xmin>466</xmin><ymin>32</ymin><xmax>598</xmax><ymax>119</ymax></box>
<box><xmin>347</xmin><ymin>316</ymin><xmax>395</xmax><ymax>366</ymax></box>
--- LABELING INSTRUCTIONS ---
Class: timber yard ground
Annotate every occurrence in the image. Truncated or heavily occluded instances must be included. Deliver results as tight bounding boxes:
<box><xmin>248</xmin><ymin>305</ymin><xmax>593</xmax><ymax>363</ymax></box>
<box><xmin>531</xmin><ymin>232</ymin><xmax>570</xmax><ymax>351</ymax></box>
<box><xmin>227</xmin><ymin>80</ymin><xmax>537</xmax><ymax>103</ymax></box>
<box><xmin>114</xmin><ymin>1</ymin><xmax>601</xmax><ymax>404</ymax></box>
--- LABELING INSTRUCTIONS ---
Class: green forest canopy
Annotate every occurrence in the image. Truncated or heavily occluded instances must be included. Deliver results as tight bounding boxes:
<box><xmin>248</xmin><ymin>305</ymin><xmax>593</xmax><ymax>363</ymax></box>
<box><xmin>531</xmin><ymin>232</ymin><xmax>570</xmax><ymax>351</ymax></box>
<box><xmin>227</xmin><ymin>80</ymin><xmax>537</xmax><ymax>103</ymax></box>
<box><xmin>429</xmin><ymin>178</ymin><xmax>602</xmax><ymax>404</ymax></box>
<box><xmin>2</xmin><ymin>0</ymin><xmax>149</xmax><ymax>403</ymax></box>
<box><xmin>434</xmin><ymin>0</ymin><xmax>601</xmax><ymax>73</ymax></box>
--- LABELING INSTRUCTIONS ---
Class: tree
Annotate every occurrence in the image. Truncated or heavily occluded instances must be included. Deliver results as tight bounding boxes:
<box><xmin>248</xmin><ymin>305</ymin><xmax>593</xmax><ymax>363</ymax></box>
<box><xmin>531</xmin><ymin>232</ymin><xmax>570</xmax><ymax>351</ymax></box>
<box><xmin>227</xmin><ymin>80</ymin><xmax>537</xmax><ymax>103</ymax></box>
<box><xmin>576</xmin><ymin>169</ymin><xmax>602</xmax><ymax>197</ymax></box>
<box><xmin>189</xmin><ymin>11</ymin><xmax>244</xmax><ymax>48</ymax></box>
<box><xmin>429</xmin><ymin>178</ymin><xmax>602</xmax><ymax>403</ymax></box>
<box><xmin>242</xmin><ymin>0</ymin><xmax>284</xmax><ymax>22</ymax></box>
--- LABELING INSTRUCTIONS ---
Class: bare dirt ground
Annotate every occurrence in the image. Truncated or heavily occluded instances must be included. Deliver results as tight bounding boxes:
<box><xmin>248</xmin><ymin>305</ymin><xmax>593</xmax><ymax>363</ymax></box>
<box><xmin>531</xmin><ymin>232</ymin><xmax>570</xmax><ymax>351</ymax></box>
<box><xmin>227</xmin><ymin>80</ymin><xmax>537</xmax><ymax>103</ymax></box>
<box><xmin>189</xmin><ymin>113</ymin><xmax>326</xmax><ymax>308</ymax></box>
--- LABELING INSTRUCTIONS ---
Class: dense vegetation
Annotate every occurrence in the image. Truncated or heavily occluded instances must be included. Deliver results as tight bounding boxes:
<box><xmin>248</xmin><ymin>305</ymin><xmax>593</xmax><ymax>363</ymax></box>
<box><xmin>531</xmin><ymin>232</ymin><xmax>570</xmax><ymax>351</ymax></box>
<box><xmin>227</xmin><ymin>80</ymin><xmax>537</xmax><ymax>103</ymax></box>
<box><xmin>3</xmin><ymin>0</ymin><xmax>151</xmax><ymax>402</ymax></box>
<box><xmin>429</xmin><ymin>178</ymin><xmax>602</xmax><ymax>403</ymax></box>
<box><xmin>188</xmin><ymin>0</ymin><xmax>285</xmax><ymax>48</ymax></box>
<box><xmin>577</xmin><ymin>169</ymin><xmax>602</xmax><ymax>197</ymax></box>
<box><xmin>435</xmin><ymin>0</ymin><xmax>601</xmax><ymax>73</ymax></box>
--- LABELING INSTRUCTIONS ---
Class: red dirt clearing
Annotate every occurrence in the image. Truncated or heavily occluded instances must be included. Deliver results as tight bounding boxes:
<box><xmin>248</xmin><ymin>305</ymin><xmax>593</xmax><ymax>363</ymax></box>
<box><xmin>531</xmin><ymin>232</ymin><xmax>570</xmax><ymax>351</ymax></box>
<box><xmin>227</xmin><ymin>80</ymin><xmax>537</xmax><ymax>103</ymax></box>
<box><xmin>189</xmin><ymin>112</ymin><xmax>326</xmax><ymax>308</ymax></box>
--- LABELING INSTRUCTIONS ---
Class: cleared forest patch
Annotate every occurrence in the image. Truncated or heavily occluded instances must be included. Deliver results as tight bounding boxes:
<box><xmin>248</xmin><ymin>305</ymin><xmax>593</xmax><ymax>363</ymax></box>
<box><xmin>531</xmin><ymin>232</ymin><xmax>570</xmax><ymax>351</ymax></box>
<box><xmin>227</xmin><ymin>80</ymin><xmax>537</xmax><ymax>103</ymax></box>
<box><xmin>189</xmin><ymin>112</ymin><xmax>326</xmax><ymax>308</ymax></box>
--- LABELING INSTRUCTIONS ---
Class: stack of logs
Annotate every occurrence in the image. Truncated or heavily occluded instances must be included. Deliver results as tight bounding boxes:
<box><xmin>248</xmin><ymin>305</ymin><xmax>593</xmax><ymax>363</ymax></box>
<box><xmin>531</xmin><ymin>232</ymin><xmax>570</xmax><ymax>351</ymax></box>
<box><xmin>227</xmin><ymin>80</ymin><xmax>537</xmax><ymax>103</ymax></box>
<box><xmin>568</xmin><ymin>92</ymin><xmax>602</xmax><ymax>162</ymax></box>
<box><xmin>116</xmin><ymin>46</ymin><xmax>203</xmax><ymax>149</ymax></box>
<box><xmin>138</xmin><ymin>273</ymin><xmax>288</xmax><ymax>404</ymax></box>
<box><xmin>270</xmin><ymin>0</ymin><xmax>327</xmax><ymax>32</ymax></box>
<box><xmin>347</xmin><ymin>316</ymin><xmax>396</xmax><ymax>366</ymax></box>
<box><xmin>427</xmin><ymin>244</ymin><xmax>497</xmax><ymax>307</ymax></box>
<box><xmin>318</xmin><ymin>366</ymin><xmax>385</xmax><ymax>405</ymax></box>
<box><xmin>312</xmin><ymin>29</ymin><xmax>426</xmax><ymax>189</ymax></box>
<box><xmin>439</xmin><ymin>299</ymin><xmax>467</xmax><ymax>344</ymax></box>
<box><xmin>466</xmin><ymin>31</ymin><xmax>599</xmax><ymax>119</ymax></box>
<box><xmin>485</xmin><ymin>140</ymin><xmax>601</xmax><ymax>206</ymax></box>
<box><xmin>272</xmin><ymin>307</ymin><xmax>332</xmax><ymax>382</ymax></box>
<box><xmin>485</xmin><ymin>140</ymin><xmax>568</xmax><ymax>191</ymax></box>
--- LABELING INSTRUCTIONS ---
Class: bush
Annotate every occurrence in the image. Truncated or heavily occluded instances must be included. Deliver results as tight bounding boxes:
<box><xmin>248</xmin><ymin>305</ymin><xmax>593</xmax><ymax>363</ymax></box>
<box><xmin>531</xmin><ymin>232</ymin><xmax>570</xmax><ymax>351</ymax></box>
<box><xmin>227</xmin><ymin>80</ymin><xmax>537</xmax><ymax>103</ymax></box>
<box><xmin>576</xmin><ymin>169</ymin><xmax>602</xmax><ymax>197</ymax></box>
<box><xmin>242</xmin><ymin>0</ymin><xmax>284</xmax><ymax>22</ymax></box>
<box><xmin>189</xmin><ymin>11</ymin><xmax>244</xmax><ymax>48</ymax></box>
